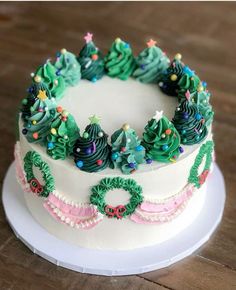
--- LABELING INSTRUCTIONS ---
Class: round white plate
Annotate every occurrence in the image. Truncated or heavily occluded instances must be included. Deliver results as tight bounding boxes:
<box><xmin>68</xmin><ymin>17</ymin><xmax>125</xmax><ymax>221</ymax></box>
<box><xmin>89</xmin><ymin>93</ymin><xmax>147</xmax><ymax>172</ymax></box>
<box><xmin>2</xmin><ymin>162</ymin><xmax>225</xmax><ymax>276</ymax></box>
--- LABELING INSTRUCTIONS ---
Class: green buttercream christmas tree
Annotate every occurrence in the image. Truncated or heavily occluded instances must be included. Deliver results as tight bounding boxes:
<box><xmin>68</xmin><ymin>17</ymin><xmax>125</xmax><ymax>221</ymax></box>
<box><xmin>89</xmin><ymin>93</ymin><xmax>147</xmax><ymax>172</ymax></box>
<box><xmin>22</xmin><ymin>77</ymin><xmax>58</xmax><ymax>145</ymax></box>
<box><xmin>73</xmin><ymin>115</ymin><xmax>110</xmax><ymax>172</ymax></box>
<box><xmin>33</xmin><ymin>60</ymin><xmax>66</xmax><ymax>101</ymax></box>
<box><xmin>47</xmin><ymin>108</ymin><xmax>80</xmax><ymax>160</ymax></box>
<box><xmin>172</xmin><ymin>91</ymin><xmax>208</xmax><ymax>145</ymax></box>
<box><xmin>110</xmin><ymin>124</ymin><xmax>146</xmax><ymax>174</ymax></box>
<box><xmin>188</xmin><ymin>82</ymin><xmax>214</xmax><ymax>127</ymax></box>
<box><xmin>133</xmin><ymin>39</ymin><xmax>170</xmax><ymax>83</ymax></box>
<box><xmin>177</xmin><ymin>66</ymin><xmax>201</xmax><ymax>102</ymax></box>
<box><xmin>21</xmin><ymin>80</ymin><xmax>52</xmax><ymax>122</ymax></box>
<box><xmin>159</xmin><ymin>53</ymin><xmax>184</xmax><ymax>96</ymax></box>
<box><xmin>104</xmin><ymin>38</ymin><xmax>136</xmax><ymax>80</ymax></box>
<box><xmin>142</xmin><ymin>111</ymin><xmax>183</xmax><ymax>163</ymax></box>
<box><xmin>54</xmin><ymin>48</ymin><xmax>81</xmax><ymax>87</ymax></box>
<box><xmin>77</xmin><ymin>32</ymin><xmax>105</xmax><ymax>82</ymax></box>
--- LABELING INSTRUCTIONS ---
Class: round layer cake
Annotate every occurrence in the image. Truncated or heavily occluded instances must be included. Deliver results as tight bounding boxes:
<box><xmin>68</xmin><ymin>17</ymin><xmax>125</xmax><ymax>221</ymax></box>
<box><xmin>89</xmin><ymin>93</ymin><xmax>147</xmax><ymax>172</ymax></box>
<box><xmin>15</xmin><ymin>34</ymin><xmax>215</xmax><ymax>250</ymax></box>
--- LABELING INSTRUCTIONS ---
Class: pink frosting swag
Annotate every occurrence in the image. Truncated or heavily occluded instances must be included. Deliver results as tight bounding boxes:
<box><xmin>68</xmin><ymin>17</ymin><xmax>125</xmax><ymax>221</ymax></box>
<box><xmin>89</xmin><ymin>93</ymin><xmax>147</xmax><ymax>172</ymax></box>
<box><xmin>44</xmin><ymin>193</ymin><xmax>103</xmax><ymax>230</ymax></box>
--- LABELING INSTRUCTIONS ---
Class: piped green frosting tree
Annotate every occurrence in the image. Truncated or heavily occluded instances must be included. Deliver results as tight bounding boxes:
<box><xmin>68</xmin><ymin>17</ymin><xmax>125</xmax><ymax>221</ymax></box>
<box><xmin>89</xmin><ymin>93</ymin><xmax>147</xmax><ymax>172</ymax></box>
<box><xmin>133</xmin><ymin>39</ymin><xmax>170</xmax><ymax>83</ymax></box>
<box><xmin>22</xmin><ymin>78</ymin><xmax>58</xmax><ymax>145</ymax></box>
<box><xmin>142</xmin><ymin>111</ymin><xmax>182</xmax><ymax>163</ymax></box>
<box><xmin>177</xmin><ymin>66</ymin><xmax>201</xmax><ymax>102</ymax></box>
<box><xmin>110</xmin><ymin>124</ymin><xmax>146</xmax><ymax>174</ymax></box>
<box><xmin>73</xmin><ymin>115</ymin><xmax>110</xmax><ymax>172</ymax></box>
<box><xmin>47</xmin><ymin>108</ymin><xmax>80</xmax><ymax>160</ymax></box>
<box><xmin>77</xmin><ymin>32</ymin><xmax>105</xmax><ymax>82</ymax></box>
<box><xmin>104</xmin><ymin>38</ymin><xmax>136</xmax><ymax>80</ymax></box>
<box><xmin>188</xmin><ymin>83</ymin><xmax>214</xmax><ymax>127</ymax></box>
<box><xmin>159</xmin><ymin>53</ymin><xmax>184</xmax><ymax>96</ymax></box>
<box><xmin>172</xmin><ymin>91</ymin><xmax>208</xmax><ymax>145</ymax></box>
<box><xmin>21</xmin><ymin>81</ymin><xmax>52</xmax><ymax>122</ymax></box>
<box><xmin>33</xmin><ymin>61</ymin><xmax>66</xmax><ymax>101</ymax></box>
<box><xmin>54</xmin><ymin>48</ymin><xmax>81</xmax><ymax>86</ymax></box>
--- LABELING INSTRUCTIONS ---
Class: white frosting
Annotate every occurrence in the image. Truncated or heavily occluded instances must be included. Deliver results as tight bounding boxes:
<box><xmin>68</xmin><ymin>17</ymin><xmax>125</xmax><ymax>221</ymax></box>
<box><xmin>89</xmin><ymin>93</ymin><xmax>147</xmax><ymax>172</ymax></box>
<box><xmin>19</xmin><ymin>76</ymin><xmax>213</xmax><ymax>250</ymax></box>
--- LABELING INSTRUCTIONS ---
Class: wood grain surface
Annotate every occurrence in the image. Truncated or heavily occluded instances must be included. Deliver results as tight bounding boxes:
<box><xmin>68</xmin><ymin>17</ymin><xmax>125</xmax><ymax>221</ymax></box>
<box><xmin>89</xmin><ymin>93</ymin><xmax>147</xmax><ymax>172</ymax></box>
<box><xmin>0</xmin><ymin>2</ymin><xmax>236</xmax><ymax>290</ymax></box>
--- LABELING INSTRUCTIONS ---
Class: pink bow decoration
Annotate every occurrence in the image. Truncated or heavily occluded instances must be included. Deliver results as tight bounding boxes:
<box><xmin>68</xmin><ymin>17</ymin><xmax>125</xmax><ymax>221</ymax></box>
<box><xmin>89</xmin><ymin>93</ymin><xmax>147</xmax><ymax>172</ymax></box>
<box><xmin>105</xmin><ymin>205</ymin><xmax>126</xmax><ymax>219</ymax></box>
<box><xmin>199</xmin><ymin>170</ymin><xmax>209</xmax><ymax>185</ymax></box>
<box><xmin>29</xmin><ymin>178</ymin><xmax>43</xmax><ymax>195</ymax></box>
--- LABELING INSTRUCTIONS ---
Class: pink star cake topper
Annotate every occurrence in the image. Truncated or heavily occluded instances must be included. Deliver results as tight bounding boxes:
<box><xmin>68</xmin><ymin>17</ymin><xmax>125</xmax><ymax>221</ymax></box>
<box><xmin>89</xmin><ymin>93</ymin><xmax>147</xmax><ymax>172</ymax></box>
<box><xmin>185</xmin><ymin>90</ymin><xmax>191</xmax><ymax>101</ymax></box>
<box><xmin>147</xmin><ymin>39</ymin><xmax>157</xmax><ymax>48</ymax></box>
<box><xmin>84</xmin><ymin>32</ymin><xmax>93</xmax><ymax>43</ymax></box>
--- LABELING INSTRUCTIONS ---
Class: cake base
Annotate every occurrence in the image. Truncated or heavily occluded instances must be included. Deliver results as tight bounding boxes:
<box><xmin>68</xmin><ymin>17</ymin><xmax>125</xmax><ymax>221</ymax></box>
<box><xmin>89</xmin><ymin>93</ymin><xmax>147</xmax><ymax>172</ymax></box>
<box><xmin>2</xmin><ymin>162</ymin><xmax>225</xmax><ymax>276</ymax></box>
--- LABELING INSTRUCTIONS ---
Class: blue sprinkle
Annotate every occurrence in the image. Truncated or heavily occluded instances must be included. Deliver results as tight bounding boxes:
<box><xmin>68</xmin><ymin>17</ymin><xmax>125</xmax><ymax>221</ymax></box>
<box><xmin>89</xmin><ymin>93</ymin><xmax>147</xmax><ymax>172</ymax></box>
<box><xmin>56</xmin><ymin>52</ymin><xmax>61</xmax><ymax>58</ymax></box>
<box><xmin>128</xmin><ymin>162</ymin><xmax>136</xmax><ymax>168</ymax></box>
<box><xmin>146</xmin><ymin>159</ymin><xmax>153</xmax><ymax>164</ymax></box>
<box><xmin>22</xmin><ymin>128</ymin><xmax>28</xmax><ymax>135</ymax></box>
<box><xmin>111</xmin><ymin>152</ymin><xmax>119</xmax><ymax>160</ymax></box>
<box><xmin>47</xmin><ymin>142</ymin><xmax>54</xmax><ymax>149</ymax></box>
<box><xmin>179</xmin><ymin>146</ymin><xmax>184</xmax><ymax>153</ymax></box>
<box><xmin>135</xmin><ymin>145</ymin><xmax>143</xmax><ymax>152</ymax></box>
<box><xmin>195</xmin><ymin>113</ymin><xmax>202</xmax><ymax>121</ymax></box>
<box><xmin>140</xmin><ymin>64</ymin><xmax>146</xmax><ymax>70</ymax></box>
<box><xmin>91</xmin><ymin>77</ymin><xmax>97</xmax><ymax>83</ymax></box>
<box><xmin>162</xmin><ymin>144</ymin><xmax>169</xmax><ymax>151</ymax></box>
<box><xmin>202</xmin><ymin>81</ymin><xmax>207</xmax><ymax>87</ymax></box>
<box><xmin>124</xmin><ymin>43</ymin><xmax>130</xmax><ymax>49</ymax></box>
<box><xmin>76</xmin><ymin>160</ymin><xmax>84</xmax><ymax>168</ymax></box>
<box><xmin>183</xmin><ymin>66</ymin><xmax>195</xmax><ymax>77</ymax></box>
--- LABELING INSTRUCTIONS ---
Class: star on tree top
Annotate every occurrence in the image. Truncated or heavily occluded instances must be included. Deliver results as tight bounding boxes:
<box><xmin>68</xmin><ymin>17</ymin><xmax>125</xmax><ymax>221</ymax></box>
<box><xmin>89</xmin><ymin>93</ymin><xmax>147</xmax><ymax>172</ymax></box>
<box><xmin>89</xmin><ymin>115</ymin><xmax>101</xmax><ymax>124</ymax></box>
<box><xmin>84</xmin><ymin>32</ymin><xmax>93</xmax><ymax>43</ymax></box>
<box><xmin>37</xmin><ymin>90</ymin><xmax>47</xmax><ymax>101</ymax></box>
<box><xmin>152</xmin><ymin>110</ymin><xmax>163</xmax><ymax>122</ymax></box>
<box><xmin>147</xmin><ymin>39</ymin><xmax>157</xmax><ymax>48</ymax></box>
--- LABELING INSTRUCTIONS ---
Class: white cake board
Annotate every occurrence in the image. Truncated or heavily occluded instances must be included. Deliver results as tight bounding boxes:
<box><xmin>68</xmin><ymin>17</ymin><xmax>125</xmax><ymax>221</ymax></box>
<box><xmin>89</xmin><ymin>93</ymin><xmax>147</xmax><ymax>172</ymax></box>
<box><xmin>2</xmin><ymin>162</ymin><xmax>225</xmax><ymax>276</ymax></box>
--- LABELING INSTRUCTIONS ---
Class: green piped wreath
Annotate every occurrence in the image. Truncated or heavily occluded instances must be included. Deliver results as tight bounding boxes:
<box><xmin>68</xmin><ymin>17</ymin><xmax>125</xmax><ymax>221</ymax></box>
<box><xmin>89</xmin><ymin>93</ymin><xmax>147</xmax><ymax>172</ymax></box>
<box><xmin>24</xmin><ymin>151</ymin><xmax>55</xmax><ymax>197</ymax></box>
<box><xmin>90</xmin><ymin>177</ymin><xmax>143</xmax><ymax>219</ymax></box>
<box><xmin>188</xmin><ymin>140</ymin><xmax>214</xmax><ymax>188</ymax></box>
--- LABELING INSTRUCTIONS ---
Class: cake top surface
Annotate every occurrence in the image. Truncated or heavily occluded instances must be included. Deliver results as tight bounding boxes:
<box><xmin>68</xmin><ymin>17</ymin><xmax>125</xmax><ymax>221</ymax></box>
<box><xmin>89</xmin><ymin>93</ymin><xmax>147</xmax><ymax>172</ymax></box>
<box><xmin>59</xmin><ymin>76</ymin><xmax>178</xmax><ymax>136</ymax></box>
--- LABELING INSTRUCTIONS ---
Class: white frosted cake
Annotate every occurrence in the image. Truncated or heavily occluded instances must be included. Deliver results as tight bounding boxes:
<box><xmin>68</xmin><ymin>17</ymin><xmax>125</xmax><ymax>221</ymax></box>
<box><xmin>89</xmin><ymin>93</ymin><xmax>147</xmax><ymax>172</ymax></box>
<box><xmin>15</xmin><ymin>34</ymin><xmax>214</xmax><ymax>250</ymax></box>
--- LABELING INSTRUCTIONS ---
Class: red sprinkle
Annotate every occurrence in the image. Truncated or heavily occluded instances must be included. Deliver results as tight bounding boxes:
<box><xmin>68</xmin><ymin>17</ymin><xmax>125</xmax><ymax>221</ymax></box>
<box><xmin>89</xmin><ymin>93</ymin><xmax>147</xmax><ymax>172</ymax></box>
<box><xmin>121</xmin><ymin>147</ymin><xmax>126</xmax><ymax>152</ymax></box>
<box><xmin>57</xmin><ymin>106</ymin><xmax>63</xmax><ymax>113</ymax></box>
<box><xmin>165</xmin><ymin>128</ymin><xmax>172</xmax><ymax>135</ymax></box>
<box><xmin>97</xmin><ymin>159</ymin><xmax>103</xmax><ymax>166</ymax></box>
<box><xmin>33</xmin><ymin>132</ymin><xmax>38</xmax><ymax>139</ymax></box>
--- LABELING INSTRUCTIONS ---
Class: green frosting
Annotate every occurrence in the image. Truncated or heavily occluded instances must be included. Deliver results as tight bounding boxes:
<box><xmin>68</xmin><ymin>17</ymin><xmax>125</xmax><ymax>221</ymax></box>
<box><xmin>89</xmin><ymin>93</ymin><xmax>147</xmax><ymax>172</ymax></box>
<box><xmin>178</xmin><ymin>67</ymin><xmax>201</xmax><ymax>102</ymax></box>
<box><xmin>47</xmin><ymin>111</ymin><xmax>80</xmax><ymax>160</ymax></box>
<box><xmin>78</xmin><ymin>41</ymin><xmax>104</xmax><ymax>81</ymax></box>
<box><xmin>172</xmin><ymin>99</ymin><xmax>208</xmax><ymax>145</ymax></box>
<box><xmin>142</xmin><ymin>114</ymin><xmax>182</xmax><ymax>163</ymax></box>
<box><xmin>24</xmin><ymin>151</ymin><xmax>55</xmax><ymax>197</ymax></box>
<box><xmin>159</xmin><ymin>57</ymin><xmax>184</xmax><ymax>96</ymax></box>
<box><xmin>90</xmin><ymin>177</ymin><xmax>143</xmax><ymax>219</ymax></box>
<box><xmin>104</xmin><ymin>38</ymin><xmax>136</xmax><ymax>80</ymax></box>
<box><xmin>110</xmin><ymin>124</ymin><xmax>146</xmax><ymax>174</ymax></box>
<box><xmin>54</xmin><ymin>49</ymin><xmax>81</xmax><ymax>87</ymax></box>
<box><xmin>73</xmin><ymin>116</ymin><xmax>110</xmax><ymax>172</ymax></box>
<box><xmin>21</xmin><ymin>81</ymin><xmax>51</xmax><ymax>122</ymax></box>
<box><xmin>133</xmin><ymin>44</ymin><xmax>170</xmax><ymax>83</ymax></box>
<box><xmin>188</xmin><ymin>141</ymin><xmax>214</xmax><ymax>188</ymax></box>
<box><xmin>191</xmin><ymin>89</ymin><xmax>214</xmax><ymax>127</ymax></box>
<box><xmin>23</xmin><ymin>91</ymin><xmax>58</xmax><ymax>145</ymax></box>
<box><xmin>34</xmin><ymin>61</ymin><xmax>66</xmax><ymax>101</ymax></box>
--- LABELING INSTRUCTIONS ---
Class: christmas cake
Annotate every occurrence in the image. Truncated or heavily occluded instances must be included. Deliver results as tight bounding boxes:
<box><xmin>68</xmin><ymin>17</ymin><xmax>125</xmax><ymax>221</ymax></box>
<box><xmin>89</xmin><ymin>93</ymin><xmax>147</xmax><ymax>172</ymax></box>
<box><xmin>15</xmin><ymin>33</ymin><xmax>214</xmax><ymax>250</ymax></box>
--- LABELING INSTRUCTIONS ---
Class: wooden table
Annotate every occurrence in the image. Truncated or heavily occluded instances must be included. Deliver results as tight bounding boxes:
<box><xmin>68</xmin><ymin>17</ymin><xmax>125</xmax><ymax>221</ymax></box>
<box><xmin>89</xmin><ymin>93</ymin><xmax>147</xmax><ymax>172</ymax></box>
<box><xmin>0</xmin><ymin>2</ymin><xmax>235</xmax><ymax>289</ymax></box>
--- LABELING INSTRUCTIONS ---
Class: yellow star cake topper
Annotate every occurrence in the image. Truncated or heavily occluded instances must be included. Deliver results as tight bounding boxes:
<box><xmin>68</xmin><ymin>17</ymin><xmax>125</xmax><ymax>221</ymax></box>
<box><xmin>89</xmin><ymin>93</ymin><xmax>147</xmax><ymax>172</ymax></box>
<box><xmin>89</xmin><ymin>115</ymin><xmax>101</xmax><ymax>124</ymax></box>
<box><xmin>37</xmin><ymin>89</ymin><xmax>48</xmax><ymax>101</ymax></box>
